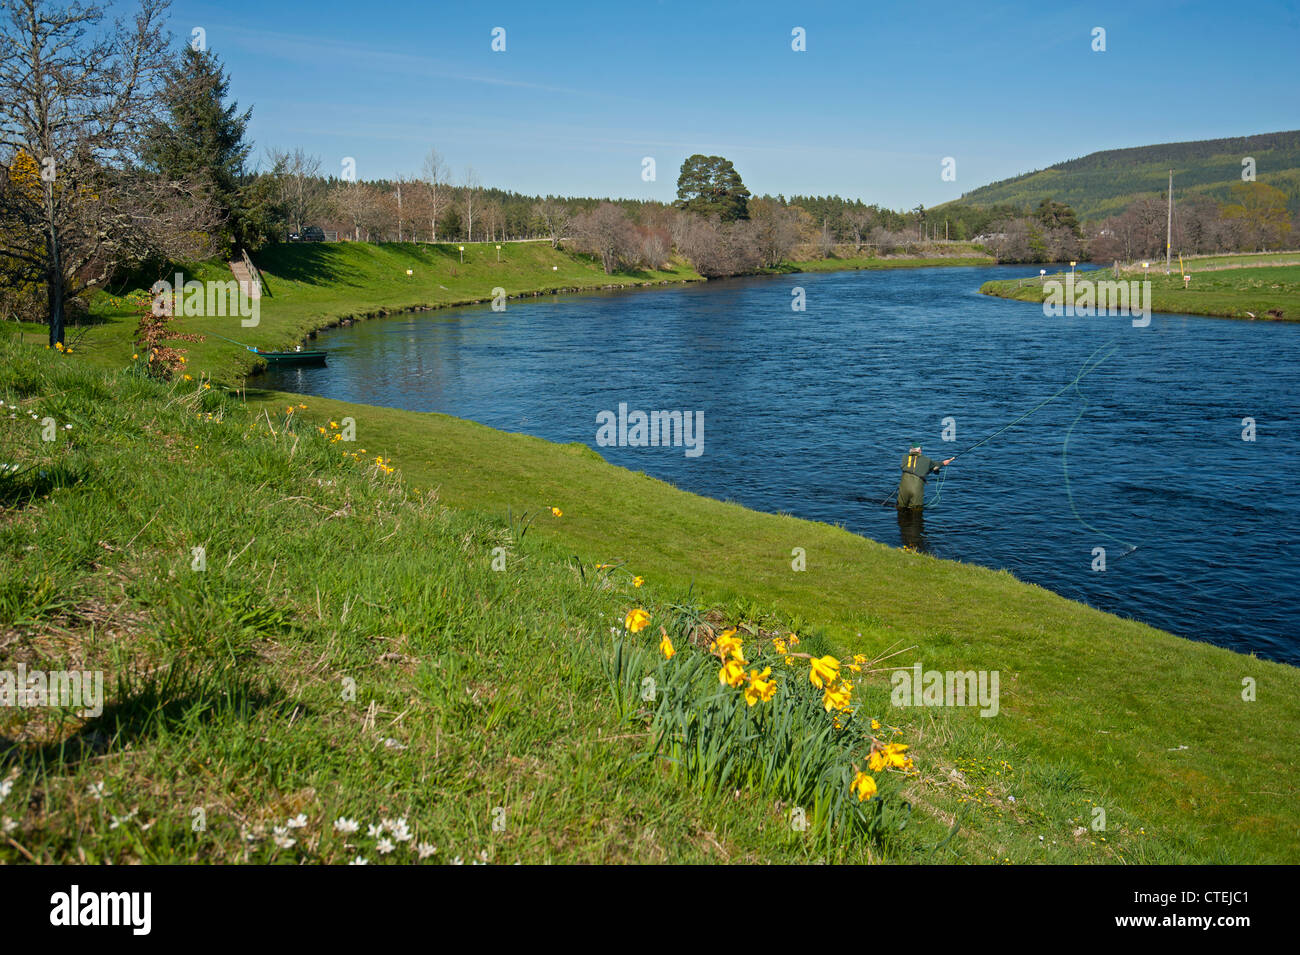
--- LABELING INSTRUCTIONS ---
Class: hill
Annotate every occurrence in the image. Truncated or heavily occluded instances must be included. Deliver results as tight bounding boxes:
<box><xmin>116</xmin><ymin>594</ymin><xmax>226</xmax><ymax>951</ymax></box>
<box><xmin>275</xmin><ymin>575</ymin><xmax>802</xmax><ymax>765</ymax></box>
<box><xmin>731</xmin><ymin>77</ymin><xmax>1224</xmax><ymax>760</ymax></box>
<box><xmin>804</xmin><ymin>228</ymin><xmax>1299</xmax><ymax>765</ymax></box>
<box><xmin>951</xmin><ymin>130</ymin><xmax>1300</xmax><ymax>221</ymax></box>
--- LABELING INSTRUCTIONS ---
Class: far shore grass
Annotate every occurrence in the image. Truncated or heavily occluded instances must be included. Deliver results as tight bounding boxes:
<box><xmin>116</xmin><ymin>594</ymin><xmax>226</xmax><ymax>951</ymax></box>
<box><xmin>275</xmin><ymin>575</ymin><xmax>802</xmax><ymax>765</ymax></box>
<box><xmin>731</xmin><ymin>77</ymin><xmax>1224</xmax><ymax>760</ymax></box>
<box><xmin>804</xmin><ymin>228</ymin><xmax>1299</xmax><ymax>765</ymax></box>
<box><xmin>980</xmin><ymin>261</ymin><xmax>1300</xmax><ymax>322</ymax></box>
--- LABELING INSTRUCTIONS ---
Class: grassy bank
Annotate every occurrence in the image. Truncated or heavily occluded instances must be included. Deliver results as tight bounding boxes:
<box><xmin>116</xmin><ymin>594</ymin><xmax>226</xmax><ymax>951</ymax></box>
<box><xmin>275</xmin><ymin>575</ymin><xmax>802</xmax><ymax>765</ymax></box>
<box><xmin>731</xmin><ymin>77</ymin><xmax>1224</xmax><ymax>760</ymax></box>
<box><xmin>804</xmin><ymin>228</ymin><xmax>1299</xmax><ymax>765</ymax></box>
<box><xmin>778</xmin><ymin>245</ymin><xmax>995</xmax><ymax>273</ymax></box>
<box><xmin>3</xmin><ymin>336</ymin><xmax>1297</xmax><ymax>864</ymax></box>
<box><xmin>980</xmin><ymin>263</ymin><xmax>1300</xmax><ymax>322</ymax></box>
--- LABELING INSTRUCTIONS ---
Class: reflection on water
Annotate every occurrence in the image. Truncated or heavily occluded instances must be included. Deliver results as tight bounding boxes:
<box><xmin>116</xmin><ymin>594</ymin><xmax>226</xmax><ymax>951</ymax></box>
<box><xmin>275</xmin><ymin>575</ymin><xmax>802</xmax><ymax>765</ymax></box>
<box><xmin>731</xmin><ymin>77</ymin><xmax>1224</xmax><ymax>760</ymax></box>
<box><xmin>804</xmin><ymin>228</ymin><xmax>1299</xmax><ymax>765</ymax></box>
<box><xmin>262</xmin><ymin>266</ymin><xmax>1300</xmax><ymax>666</ymax></box>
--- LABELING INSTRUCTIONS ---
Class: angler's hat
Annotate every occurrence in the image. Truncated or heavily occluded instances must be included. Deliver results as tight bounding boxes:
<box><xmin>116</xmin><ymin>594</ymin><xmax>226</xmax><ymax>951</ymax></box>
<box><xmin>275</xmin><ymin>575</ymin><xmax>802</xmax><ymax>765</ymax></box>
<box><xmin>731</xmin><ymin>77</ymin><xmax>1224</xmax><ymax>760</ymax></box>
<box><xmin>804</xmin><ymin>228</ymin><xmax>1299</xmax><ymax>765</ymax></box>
<box><xmin>908</xmin><ymin>443</ymin><xmax>922</xmax><ymax>453</ymax></box>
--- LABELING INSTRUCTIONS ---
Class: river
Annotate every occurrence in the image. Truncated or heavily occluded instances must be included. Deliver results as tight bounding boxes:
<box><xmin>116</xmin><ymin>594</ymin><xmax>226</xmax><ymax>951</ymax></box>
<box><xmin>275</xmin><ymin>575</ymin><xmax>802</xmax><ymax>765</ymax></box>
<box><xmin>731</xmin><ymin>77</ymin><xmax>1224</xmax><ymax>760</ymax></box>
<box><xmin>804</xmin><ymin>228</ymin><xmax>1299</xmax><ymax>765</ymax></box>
<box><xmin>261</xmin><ymin>265</ymin><xmax>1300</xmax><ymax>666</ymax></box>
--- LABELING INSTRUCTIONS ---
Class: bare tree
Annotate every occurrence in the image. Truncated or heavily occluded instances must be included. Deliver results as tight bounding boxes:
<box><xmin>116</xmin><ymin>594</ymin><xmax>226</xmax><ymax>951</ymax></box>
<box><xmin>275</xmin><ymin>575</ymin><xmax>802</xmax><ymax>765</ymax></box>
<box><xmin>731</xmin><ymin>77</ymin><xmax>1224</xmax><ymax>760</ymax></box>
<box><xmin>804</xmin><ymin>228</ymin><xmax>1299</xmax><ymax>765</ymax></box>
<box><xmin>419</xmin><ymin>147</ymin><xmax>448</xmax><ymax>241</ymax></box>
<box><xmin>748</xmin><ymin>198</ymin><xmax>801</xmax><ymax>268</ymax></box>
<box><xmin>267</xmin><ymin>147</ymin><xmax>322</xmax><ymax>236</ymax></box>
<box><xmin>331</xmin><ymin>182</ymin><xmax>384</xmax><ymax>242</ymax></box>
<box><xmin>533</xmin><ymin>199</ymin><xmax>571</xmax><ymax>248</ymax></box>
<box><xmin>391</xmin><ymin>173</ymin><xmax>417</xmax><ymax>242</ymax></box>
<box><xmin>0</xmin><ymin>0</ymin><xmax>172</xmax><ymax>345</ymax></box>
<box><xmin>461</xmin><ymin>166</ymin><xmax>479</xmax><ymax>241</ymax></box>
<box><xmin>481</xmin><ymin>199</ymin><xmax>502</xmax><ymax>243</ymax></box>
<box><xmin>571</xmin><ymin>202</ymin><xmax>639</xmax><ymax>273</ymax></box>
<box><xmin>845</xmin><ymin>207</ymin><xmax>875</xmax><ymax>253</ymax></box>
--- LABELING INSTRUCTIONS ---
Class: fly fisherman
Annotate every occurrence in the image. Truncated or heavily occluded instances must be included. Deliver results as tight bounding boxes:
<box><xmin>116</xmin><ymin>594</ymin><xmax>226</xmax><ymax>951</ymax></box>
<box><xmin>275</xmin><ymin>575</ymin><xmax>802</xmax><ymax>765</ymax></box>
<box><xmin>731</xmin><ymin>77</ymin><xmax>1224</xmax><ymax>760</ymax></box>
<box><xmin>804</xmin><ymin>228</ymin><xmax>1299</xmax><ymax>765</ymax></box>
<box><xmin>896</xmin><ymin>444</ymin><xmax>953</xmax><ymax>510</ymax></box>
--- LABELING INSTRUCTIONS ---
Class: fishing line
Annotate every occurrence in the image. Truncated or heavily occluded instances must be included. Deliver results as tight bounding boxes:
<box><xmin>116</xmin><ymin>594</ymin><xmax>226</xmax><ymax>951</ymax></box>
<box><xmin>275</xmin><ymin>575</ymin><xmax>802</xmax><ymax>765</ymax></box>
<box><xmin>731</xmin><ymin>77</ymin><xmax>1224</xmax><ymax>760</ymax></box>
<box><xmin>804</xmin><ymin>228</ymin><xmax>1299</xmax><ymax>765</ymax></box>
<box><xmin>921</xmin><ymin>339</ymin><xmax>1119</xmax><ymax>511</ymax></box>
<box><xmin>1060</xmin><ymin>341</ymin><xmax>1141</xmax><ymax>557</ymax></box>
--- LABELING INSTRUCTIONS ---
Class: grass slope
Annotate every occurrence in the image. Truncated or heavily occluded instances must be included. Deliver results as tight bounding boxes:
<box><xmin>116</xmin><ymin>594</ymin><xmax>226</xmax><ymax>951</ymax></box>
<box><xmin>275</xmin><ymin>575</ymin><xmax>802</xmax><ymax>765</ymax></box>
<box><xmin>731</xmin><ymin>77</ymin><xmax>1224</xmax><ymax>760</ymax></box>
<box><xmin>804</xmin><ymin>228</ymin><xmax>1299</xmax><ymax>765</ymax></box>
<box><xmin>979</xmin><ymin>263</ymin><xmax>1300</xmax><ymax>322</ymax></box>
<box><xmin>5</xmin><ymin>341</ymin><xmax>1298</xmax><ymax>864</ymax></box>
<box><xmin>230</xmin><ymin>384</ymin><xmax>1300</xmax><ymax>864</ymax></box>
<box><xmin>951</xmin><ymin>130</ymin><xmax>1300</xmax><ymax>221</ymax></box>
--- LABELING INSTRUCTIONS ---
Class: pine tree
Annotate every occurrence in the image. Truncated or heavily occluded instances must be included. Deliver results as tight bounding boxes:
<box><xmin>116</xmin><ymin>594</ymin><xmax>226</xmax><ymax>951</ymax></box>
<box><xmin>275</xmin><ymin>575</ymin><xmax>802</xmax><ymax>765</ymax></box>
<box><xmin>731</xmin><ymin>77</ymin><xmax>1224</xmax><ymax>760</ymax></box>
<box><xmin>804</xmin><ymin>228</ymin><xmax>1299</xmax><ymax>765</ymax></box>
<box><xmin>142</xmin><ymin>46</ymin><xmax>252</xmax><ymax>251</ymax></box>
<box><xmin>675</xmin><ymin>155</ymin><xmax>751</xmax><ymax>221</ymax></box>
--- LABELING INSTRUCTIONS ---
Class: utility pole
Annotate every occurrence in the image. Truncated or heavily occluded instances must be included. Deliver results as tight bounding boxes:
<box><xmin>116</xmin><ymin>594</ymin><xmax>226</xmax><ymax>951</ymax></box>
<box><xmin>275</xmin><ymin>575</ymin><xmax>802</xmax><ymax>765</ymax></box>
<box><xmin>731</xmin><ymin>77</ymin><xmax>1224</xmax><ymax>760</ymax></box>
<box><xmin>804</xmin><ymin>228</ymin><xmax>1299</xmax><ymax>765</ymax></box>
<box><xmin>1166</xmin><ymin>169</ymin><xmax>1173</xmax><ymax>274</ymax></box>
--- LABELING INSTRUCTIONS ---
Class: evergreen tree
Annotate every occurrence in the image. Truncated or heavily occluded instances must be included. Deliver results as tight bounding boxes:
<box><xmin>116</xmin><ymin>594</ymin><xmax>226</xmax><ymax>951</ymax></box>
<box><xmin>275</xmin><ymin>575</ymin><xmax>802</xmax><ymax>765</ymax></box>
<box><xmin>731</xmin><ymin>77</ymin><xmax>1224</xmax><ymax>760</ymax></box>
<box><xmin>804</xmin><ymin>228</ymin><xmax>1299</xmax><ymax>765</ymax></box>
<box><xmin>142</xmin><ymin>45</ymin><xmax>252</xmax><ymax>251</ymax></box>
<box><xmin>675</xmin><ymin>154</ymin><xmax>751</xmax><ymax>220</ymax></box>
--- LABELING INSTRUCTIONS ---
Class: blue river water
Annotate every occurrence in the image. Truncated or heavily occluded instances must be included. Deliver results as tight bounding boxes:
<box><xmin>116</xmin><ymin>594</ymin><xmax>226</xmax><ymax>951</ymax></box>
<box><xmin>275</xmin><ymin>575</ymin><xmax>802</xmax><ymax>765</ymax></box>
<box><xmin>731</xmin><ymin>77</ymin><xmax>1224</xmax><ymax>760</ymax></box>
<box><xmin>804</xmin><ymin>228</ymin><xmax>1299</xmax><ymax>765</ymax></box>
<box><xmin>261</xmin><ymin>265</ymin><xmax>1300</xmax><ymax>666</ymax></box>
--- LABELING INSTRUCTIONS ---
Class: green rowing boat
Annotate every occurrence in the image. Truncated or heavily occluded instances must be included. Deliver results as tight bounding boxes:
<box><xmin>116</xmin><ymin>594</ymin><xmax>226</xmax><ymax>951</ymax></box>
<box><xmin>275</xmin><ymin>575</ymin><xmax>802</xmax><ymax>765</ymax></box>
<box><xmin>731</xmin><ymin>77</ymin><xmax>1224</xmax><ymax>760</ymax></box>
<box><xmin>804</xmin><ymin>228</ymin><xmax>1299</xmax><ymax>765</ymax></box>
<box><xmin>253</xmin><ymin>347</ymin><xmax>327</xmax><ymax>367</ymax></box>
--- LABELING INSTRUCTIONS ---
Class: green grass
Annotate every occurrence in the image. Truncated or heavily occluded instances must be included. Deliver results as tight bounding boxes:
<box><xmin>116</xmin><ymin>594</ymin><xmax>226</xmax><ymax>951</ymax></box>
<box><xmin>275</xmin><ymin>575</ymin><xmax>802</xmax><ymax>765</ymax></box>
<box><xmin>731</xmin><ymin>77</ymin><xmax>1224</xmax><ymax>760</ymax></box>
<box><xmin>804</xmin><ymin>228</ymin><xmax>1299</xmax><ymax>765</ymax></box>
<box><xmin>4</xmin><ymin>244</ymin><xmax>1299</xmax><ymax>864</ymax></box>
<box><xmin>777</xmin><ymin>250</ymin><xmax>995</xmax><ymax>273</ymax></box>
<box><xmin>1158</xmin><ymin>251</ymin><xmax>1300</xmax><ymax>271</ymax></box>
<box><xmin>980</xmin><ymin>263</ymin><xmax>1300</xmax><ymax>322</ymax></box>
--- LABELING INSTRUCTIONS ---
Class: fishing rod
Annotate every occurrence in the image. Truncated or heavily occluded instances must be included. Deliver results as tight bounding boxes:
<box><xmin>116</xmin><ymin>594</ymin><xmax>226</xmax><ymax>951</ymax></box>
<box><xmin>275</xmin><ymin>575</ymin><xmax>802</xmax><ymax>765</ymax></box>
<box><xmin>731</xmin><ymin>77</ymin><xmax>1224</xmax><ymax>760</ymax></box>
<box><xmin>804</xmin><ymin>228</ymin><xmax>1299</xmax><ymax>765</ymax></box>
<box><xmin>204</xmin><ymin>331</ymin><xmax>262</xmax><ymax>353</ymax></box>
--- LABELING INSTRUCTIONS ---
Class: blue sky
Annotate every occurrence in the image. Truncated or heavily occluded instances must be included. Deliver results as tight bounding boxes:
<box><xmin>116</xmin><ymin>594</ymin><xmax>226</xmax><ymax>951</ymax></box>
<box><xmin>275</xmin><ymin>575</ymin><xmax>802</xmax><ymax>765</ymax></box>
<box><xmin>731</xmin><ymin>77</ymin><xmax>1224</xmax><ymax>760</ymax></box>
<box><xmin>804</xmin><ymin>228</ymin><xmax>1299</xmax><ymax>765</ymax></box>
<box><xmin>164</xmin><ymin>0</ymin><xmax>1300</xmax><ymax>209</ymax></box>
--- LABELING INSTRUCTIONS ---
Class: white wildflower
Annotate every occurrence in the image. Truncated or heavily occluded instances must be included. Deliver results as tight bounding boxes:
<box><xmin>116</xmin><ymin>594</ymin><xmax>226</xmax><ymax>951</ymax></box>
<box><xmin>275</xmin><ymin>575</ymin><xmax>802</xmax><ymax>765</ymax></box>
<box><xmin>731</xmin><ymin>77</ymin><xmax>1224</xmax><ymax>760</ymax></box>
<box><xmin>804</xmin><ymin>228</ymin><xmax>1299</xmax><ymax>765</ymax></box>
<box><xmin>415</xmin><ymin>842</ymin><xmax>437</xmax><ymax>859</ymax></box>
<box><xmin>333</xmin><ymin>817</ymin><xmax>360</xmax><ymax>835</ymax></box>
<box><xmin>384</xmin><ymin>817</ymin><xmax>411</xmax><ymax>842</ymax></box>
<box><xmin>271</xmin><ymin>826</ymin><xmax>296</xmax><ymax>849</ymax></box>
<box><xmin>348</xmin><ymin>856</ymin><xmax>369</xmax><ymax>865</ymax></box>
<box><xmin>286</xmin><ymin>812</ymin><xmax>308</xmax><ymax>829</ymax></box>
<box><xmin>376</xmin><ymin>838</ymin><xmax>395</xmax><ymax>855</ymax></box>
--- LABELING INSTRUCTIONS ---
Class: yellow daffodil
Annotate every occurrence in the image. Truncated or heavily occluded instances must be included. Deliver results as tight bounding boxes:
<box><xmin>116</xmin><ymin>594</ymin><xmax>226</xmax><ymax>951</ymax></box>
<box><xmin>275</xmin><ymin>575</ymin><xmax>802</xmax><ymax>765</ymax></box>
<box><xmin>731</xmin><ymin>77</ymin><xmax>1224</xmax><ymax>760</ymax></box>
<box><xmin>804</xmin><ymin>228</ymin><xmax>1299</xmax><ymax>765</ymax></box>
<box><xmin>850</xmin><ymin>771</ymin><xmax>877</xmax><ymax>802</ymax></box>
<box><xmin>822</xmin><ymin>681</ymin><xmax>852</xmax><ymax>713</ymax></box>
<box><xmin>869</xmin><ymin>742</ymin><xmax>910</xmax><ymax>772</ymax></box>
<box><xmin>709</xmin><ymin>629</ymin><xmax>744</xmax><ymax>663</ymax></box>
<box><xmin>809</xmin><ymin>655</ymin><xmax>840</xmax><ymax>689</ymax></box>
<box><xmin>659</xmin><ymin>635</ymin><xmax>675</xmax><ymax>660</ymax></box>
<box><xmin>719</xmin><ymin>657</ymin><xmax>746</xmax><ymax>688</ymax></box>
<box><xmin>624</xmin><ymin>608</ymin><xmax>651</xmax><ymax>633</ymax></box>
<box><xmin>743</xmin><ymin>667</ymin><xmax>776</xmax><ymax>706</ymax></box>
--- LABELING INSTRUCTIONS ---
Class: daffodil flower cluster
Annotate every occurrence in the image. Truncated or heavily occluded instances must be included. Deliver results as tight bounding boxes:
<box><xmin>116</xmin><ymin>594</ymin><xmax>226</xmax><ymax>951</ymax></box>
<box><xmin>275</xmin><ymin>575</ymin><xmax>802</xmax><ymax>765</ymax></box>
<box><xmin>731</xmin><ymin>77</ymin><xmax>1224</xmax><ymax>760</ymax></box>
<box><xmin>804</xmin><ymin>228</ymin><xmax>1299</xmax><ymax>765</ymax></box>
<box><xmin>703</xmin><ymin>628</ymin><xmax>776</xmax><ymax>705</ymax></box>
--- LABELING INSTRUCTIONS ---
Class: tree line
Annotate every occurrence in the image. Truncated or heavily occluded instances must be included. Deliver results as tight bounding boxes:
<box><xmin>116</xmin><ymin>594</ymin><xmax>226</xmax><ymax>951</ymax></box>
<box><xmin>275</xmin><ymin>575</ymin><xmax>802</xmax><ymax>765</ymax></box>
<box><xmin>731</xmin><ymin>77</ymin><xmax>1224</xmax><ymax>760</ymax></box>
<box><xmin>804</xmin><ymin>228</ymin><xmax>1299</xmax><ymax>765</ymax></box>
<box><xmin>4</xmin><ymin>0</ymin><xmax>1296</xmax><ymax>344</ymax></box>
